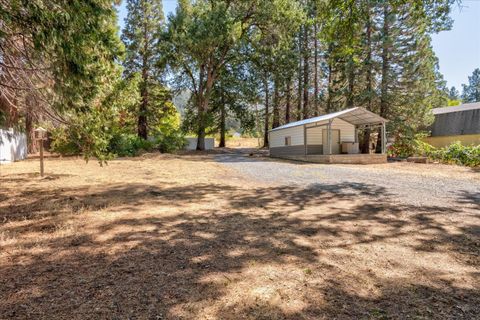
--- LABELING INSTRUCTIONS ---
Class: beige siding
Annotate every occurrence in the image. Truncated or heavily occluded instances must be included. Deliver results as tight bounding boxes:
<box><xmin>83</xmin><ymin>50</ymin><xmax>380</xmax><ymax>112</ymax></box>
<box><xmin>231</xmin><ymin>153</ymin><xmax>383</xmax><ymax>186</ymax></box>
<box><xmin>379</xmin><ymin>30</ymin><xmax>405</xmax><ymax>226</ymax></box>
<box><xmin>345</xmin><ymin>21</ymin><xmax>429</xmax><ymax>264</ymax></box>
<box><xmin>306</xmin><ymin>119</ymin><xmax>355</xmax><ymax>144</ymax></box>
<box><xmin>270</xmin><ymin>118</ymin><xmax>356</xmax><ymax>148</ymax></box>
<box><xmin>270</xmin><ymin>126</ymin><xmax>304</xmax><ymax>147</ymax></box>
<box><xmin>332</xmin><ymin>118</ymin><xmax>355</xmax><ymax>142</ymax></box>
<box><xmin>306</xmin><ymin>126</ymin><xmax>323</xmax><ymax>144</ymax></box>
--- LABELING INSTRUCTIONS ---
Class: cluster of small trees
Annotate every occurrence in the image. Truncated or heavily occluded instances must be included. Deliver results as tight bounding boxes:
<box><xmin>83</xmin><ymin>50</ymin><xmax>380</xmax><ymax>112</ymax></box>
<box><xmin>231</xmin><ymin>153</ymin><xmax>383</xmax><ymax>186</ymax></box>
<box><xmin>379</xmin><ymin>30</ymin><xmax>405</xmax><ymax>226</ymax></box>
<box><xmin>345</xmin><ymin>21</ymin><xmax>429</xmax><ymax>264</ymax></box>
<box><xmin>447</xmin><ymin>68</ymin><xmax>480</xmax><ymax>105</ymax></box>
<box><xmin>1</xmin><ymin>0</ymin><xmax>471</xmax><ymax>158</ymax></box>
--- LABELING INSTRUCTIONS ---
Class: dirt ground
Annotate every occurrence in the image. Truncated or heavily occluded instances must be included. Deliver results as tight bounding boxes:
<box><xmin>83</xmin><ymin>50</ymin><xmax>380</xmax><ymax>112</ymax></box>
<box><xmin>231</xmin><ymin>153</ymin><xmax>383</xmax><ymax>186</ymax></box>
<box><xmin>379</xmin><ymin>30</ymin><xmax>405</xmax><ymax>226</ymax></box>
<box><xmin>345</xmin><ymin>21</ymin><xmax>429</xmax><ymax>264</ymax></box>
<box><xmin>0</xmin><ymin>152</ymin><xmax>479</xmax><ymax>319</ymax></box>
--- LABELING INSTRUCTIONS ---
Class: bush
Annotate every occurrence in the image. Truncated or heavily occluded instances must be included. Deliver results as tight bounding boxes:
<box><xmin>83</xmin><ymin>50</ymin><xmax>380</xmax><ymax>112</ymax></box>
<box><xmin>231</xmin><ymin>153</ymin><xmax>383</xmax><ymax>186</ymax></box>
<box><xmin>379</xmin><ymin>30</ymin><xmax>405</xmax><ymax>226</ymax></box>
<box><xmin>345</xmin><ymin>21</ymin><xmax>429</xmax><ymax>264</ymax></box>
<box><xmin>108</xmin><ymin>130</ymin><xmax>186</xmax><ymax>157</ymax></box>
<box><xmin>388</xmin><ymin>133</ymin><xmax>429</xmax><ymax>158</ymax></box>
<box><xmin>427</xmin><ymin>142</ymin><xmax>480</xmax><ymax>167</ymax></box>
<box><xmin>388</xmin><ymin>134</ymin><xmax>479</xmax><ymax>167</ymax></box>
<box><xmin>154</xmin><ymin>131</ymin><xmax>187</xmax><ymax>153</ymax></box>
<box><xmin>108</xmin><ymin>133</ymin><xmax>156</xmax><ymax>157</ymax></box>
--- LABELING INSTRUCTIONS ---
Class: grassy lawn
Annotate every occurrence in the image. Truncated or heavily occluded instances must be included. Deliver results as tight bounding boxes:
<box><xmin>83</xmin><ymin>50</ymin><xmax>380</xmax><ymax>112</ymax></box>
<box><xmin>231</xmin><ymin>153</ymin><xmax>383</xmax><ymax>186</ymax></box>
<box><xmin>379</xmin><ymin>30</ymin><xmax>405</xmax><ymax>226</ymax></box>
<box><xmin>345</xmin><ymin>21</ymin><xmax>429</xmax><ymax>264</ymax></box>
<box><xmin>0</xmin><ymin>153</ymin><xmax>478</xmax><ymax>319</ymax></box>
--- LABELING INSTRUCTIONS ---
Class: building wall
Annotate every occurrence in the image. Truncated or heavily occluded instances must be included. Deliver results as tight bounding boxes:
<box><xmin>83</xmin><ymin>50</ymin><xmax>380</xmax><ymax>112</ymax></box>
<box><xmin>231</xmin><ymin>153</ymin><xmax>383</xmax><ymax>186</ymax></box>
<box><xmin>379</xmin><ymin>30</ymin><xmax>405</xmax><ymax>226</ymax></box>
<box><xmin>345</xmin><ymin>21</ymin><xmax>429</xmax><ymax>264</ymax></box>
<box><xmin>269</xmin><ymin>118</ymin><xmax>356</xmax><ymax>156</ymax></box>
<box><xmin>333</xmin><ymin>118</ymin><xmax>355</xmax><ymax>142</ymax></box>
<box><xmin>270</xmin><ymin>126</ymin><xmax>304</xmax><ymax>148</ymax></box>
<box><xmin>0</xmin><ymin>128</ymin><xmax>27</xmax><ymax>163</ymax></box>
<box><xmin>423</xmin><ymin>134</ymin><xmax>480</xmax><ymax>148</ymax></box>
<box><xmin>431</xmin><ymin>109</ymin><xmax>480</xmax><ymax>136</ymax></box>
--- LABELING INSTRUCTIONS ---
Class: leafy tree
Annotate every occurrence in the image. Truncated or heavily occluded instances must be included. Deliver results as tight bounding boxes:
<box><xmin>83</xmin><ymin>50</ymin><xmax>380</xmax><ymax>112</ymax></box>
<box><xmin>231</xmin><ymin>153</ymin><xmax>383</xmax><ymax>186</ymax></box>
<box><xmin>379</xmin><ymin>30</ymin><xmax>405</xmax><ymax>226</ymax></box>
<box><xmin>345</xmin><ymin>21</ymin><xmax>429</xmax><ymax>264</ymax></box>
<box><xmin>122</xmin><ymin>0</ymin><xmax>165</xmax><ymax>139</ymax></box>
<box><xmin>164</xmin><ymin>0</ymin><xmax>302</xmax><ymax>150</ymax></box>
<box><xmin>210</xmin><ymin>64</ymin><xmax>257</xmax><ymax>147</ymax></box>
<box><xmin>461</xmin><ymin>68</ymin><xmax>480</xmax><ymax>103</ymax></box>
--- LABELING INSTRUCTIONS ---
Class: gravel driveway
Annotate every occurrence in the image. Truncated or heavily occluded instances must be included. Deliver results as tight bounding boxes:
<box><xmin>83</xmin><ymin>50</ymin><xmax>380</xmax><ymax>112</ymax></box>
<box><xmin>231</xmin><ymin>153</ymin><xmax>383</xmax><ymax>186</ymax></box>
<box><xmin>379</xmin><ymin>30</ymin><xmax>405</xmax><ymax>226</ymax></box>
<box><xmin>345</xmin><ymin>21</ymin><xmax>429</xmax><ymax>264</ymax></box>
<box><xmin>215</xmin><ymin>152</ymin><xmax>479</xmax><ymax>209</ymax></box>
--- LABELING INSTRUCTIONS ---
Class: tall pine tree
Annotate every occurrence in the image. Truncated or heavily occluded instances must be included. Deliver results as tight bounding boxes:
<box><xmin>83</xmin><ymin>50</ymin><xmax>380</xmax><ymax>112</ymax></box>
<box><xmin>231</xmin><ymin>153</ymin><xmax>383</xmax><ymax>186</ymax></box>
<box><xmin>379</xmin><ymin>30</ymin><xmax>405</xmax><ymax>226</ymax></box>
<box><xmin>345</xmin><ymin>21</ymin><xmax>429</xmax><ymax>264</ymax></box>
<box><xmin>122</xmin><ymin>0</ymin><xmax>165</xmax><ymax>139</ymax></box>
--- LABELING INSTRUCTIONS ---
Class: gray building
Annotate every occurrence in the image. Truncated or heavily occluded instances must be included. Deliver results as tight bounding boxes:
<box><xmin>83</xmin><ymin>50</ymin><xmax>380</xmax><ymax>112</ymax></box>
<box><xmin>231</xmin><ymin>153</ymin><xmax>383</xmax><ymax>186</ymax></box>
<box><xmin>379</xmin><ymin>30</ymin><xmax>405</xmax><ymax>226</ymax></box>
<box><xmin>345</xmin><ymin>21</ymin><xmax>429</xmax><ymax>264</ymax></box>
<box><xmin>424</xmin><ymin>102</ymin><xmax>480</xmax><ymax>148</ymax></box>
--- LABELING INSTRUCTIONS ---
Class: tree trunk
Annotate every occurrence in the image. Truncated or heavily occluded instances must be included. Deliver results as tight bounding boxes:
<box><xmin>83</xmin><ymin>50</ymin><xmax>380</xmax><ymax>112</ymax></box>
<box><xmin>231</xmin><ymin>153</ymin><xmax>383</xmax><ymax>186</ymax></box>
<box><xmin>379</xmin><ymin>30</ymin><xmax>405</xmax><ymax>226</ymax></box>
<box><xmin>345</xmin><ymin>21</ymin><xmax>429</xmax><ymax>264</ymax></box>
<box><xmin>361</xmin><ymin>128</ymin><xmax>371</xmax><ymax>154</ymax></box>
<box><xmin>196</xmin><ymin>94</ymin><xmax>207</xmax><ymax>150</ymax></box>
<box><xmin>302</xmin><ymin>24</ymin><xmax>309</xmax><ymax>119</ymax></box>
<box><xmin>219</xmin><ymin>89</ymin><xmax>226</xmax><ymax>148</ymax></box>
<box><xmin>347</xmin><ymin>58</ymin><xmax>355</xmax><ymax>108</ymax></box>
<box><xmin>297</xmin><ymin>32</ymin><xmax>303</xmax><ymax>121</ymax></box>
<box><xmin>138</xmin><ymin>81</ymin><xmax>148</xmax><ymax>140</ymax></box>
<box><xmin>362</xmin><ymin>1</ymin><xmax>373</xmax><ymax>154</ymax></box>
<box><xmin>196</xmin><ymin>65</ymin><xmax>217</xmax><ymax>150</ymax></box>
<box><xmin>376</xmin><ymin>2</ymin><xmax>390</xmax><ymax>153</ymax></box>
<box><xmin>286</xmin><ymin>78</ymin><xmax>291</xmax><ymax>123</ymax></box>
<box><xmin>272</xmin><ymin>76</ymin><xmax>280</xmax><ymax>129</ymax></box>
<box><xmin>196</xmin><ymin>123</ymin><xmax>206</xmax><ymax>150</ymax></box>
<box><xmin>326</xmin><ymin>59</ymin><xmax>333</xmax><ymax>113</ymax></box>
<box><xmin>263</xmin><ymin>74</ymin><xmax>270</xmax><ymax>148</ymax></box>
<box><xmin>314</xmin><ymin>21</ymin><xmax>319</xmax><ymax>116</ymax></box>
<box><xmin>138</xmin><ymin>18</ymin><xmax>150</xmax><ymax>140</ymax></box>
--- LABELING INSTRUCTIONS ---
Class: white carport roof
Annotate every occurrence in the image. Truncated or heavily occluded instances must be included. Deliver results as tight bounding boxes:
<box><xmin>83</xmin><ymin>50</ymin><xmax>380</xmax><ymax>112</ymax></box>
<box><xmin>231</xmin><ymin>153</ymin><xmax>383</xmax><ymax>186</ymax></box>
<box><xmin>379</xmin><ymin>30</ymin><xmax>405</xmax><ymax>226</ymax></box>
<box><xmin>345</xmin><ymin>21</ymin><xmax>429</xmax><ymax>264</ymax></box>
<box><xmin>269</xmin><ymin>107</ymin><xmax>387</xmax><ymax>132</ymax></box>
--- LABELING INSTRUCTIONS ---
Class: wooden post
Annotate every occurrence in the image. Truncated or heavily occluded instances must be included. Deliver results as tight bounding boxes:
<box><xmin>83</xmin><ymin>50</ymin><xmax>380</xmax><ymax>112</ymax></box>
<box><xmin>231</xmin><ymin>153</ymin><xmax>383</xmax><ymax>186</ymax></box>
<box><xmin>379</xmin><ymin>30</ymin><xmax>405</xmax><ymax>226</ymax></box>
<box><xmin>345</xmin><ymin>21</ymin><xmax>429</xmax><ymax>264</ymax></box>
<box><xmin>39</xmin><ymin>140</ymin><xmax>44</xmax><ymax>177</ymax></box>
<box><xmin>34</xmin><ymin>127</ymin><xmax>47</xmax><ymax>177</ymax></box>
<box><xmin>354</xmin><ymin>126</ymin><xmax>359</xmax><ymax>143</ymax></box>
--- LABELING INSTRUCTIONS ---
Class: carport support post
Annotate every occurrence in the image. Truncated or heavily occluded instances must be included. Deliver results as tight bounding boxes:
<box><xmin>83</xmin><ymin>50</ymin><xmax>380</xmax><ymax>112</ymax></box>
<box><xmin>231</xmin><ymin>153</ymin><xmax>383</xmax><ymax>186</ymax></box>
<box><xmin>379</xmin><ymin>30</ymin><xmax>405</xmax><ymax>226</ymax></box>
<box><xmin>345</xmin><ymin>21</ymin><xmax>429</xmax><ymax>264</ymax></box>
<box><xmin>381</xmin><ymin>121</ymin><xmax>386</xmax><ymax>154</ymax></box>
<box><xmin>327</xmin><ymin>119</ymin><xmax>333</xmax><ymax>155</ymax></box>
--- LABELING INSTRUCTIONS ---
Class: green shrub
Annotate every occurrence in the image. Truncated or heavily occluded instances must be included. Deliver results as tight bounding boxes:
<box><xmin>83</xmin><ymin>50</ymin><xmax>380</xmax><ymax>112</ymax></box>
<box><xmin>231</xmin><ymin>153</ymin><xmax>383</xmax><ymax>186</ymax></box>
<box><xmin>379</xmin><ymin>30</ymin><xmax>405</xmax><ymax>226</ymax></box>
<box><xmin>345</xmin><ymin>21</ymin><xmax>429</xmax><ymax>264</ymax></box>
<box><xmin>389</xmin><ymin>135</ymin><xmax>479</xmax><ymax>167</ymax></box>
<box><xmin>154</xmin><ymin>131</ymin><xmax>187</xmax><ymax>153</ymax></box>
<box><xmin>388</xmin><ymin>133</ymin><xmax>429</xmax><ymax>158</ymax></box>
<box><xmin>108</xmin><ymin>130</ymin><xmax>186</xmax><ymax>157</ymax></box>
<box><xmin>108</xmin><ymin>133</ymin><xmax>156</xmax><ymax>157</ymax></box>
<box><xmin>427</xmin><ymin>142</ymin><xmax>480</xmax><ymax>167</ymax></box>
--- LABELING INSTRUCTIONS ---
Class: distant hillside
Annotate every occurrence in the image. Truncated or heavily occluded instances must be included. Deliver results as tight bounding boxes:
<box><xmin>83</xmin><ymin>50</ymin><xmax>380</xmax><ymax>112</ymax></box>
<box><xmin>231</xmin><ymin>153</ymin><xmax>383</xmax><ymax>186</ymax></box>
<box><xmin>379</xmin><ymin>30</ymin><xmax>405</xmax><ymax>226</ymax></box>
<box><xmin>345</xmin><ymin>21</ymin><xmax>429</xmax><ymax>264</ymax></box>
<box><xmin>172</xmin><ymin>90</ymin><xmax>191</xmax><ymax>117</ymax></box>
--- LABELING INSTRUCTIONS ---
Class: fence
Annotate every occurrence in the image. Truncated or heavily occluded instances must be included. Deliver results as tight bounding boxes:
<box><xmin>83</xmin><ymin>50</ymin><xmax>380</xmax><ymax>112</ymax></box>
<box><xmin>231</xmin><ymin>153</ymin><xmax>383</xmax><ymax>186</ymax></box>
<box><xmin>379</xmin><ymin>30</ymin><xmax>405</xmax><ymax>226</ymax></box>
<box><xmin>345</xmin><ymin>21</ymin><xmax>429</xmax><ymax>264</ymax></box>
<box><xmin>0</xmin><ymin>128</ymin><xmax>27</xmax><ymax>163</ymax></box>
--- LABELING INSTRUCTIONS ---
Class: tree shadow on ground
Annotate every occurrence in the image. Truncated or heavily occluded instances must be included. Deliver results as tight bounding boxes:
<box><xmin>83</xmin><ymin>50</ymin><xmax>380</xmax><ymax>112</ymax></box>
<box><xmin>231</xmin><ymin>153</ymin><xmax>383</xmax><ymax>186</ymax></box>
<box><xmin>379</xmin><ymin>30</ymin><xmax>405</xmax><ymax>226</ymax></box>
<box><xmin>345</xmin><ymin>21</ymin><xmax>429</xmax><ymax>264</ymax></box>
<box><xmin>0</xmin><ymin>179</ymin><xmax>478</xmax><ymax>319</ymax></box>
<box><xmin>457</xmin><ymin>190</ymin><xmax>480</xmax><ymax>209</ymax></box>
<box><xmin>218</xmin><ymin>280</ymin><xmax>480</xmax><ymax>320</ymax></box>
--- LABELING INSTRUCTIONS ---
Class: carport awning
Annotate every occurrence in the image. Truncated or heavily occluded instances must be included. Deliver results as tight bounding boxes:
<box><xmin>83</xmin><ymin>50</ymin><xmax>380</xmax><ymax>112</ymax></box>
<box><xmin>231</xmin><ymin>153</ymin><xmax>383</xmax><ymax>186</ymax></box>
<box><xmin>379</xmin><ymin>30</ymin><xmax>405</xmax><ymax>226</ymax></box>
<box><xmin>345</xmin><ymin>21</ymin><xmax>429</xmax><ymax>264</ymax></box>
<box><xmin>269</xmin><ymin>107</ymin><xmax>387</xmax><ymax>132</ymax></box>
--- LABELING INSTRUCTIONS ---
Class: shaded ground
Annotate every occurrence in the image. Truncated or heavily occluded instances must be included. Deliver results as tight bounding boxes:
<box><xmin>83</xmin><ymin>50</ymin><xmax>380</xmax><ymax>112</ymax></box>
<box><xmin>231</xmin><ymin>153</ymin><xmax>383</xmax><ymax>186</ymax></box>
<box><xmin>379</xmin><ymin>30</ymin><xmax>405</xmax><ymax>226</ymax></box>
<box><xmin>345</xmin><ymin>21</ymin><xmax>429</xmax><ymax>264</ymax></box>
<box><xmin>0</xmin><ymin>152</ymin><xmax>479</xmax><ymax>319</ymax></box>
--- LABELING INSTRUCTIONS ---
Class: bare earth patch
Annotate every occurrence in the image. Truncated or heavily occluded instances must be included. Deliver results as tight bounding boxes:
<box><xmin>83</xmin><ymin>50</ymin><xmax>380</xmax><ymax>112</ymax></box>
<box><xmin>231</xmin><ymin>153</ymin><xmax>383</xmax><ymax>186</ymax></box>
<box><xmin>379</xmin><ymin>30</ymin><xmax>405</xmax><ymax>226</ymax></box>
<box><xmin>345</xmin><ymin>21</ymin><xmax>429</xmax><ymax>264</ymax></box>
<box><xmin>0</xmin><ymin>153</ymin><xmax>478</xmax><ymax>319</ymax></box>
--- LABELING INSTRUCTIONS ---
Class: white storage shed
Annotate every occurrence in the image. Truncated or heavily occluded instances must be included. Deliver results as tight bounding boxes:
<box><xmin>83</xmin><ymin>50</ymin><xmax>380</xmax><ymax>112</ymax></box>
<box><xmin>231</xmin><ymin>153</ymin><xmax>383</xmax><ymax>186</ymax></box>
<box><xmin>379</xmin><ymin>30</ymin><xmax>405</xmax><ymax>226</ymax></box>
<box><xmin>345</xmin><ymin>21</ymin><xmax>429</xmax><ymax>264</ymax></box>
<box><xmin>268</xmin><ymin>107</ymin><xmax>388</xmax><ymax>164</ymax></box>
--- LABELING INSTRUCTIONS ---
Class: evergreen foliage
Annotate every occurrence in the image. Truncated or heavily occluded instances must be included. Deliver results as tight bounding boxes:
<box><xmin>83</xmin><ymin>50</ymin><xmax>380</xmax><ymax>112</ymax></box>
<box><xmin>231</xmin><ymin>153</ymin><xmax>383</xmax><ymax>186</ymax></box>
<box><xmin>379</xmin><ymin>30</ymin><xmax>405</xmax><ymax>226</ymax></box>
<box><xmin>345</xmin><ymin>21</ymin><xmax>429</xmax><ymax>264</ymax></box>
<box><xmin>461</xmin><ymin>68</ymin><xmax>480</xmax><ymax>103</ymax></box>
<box><xmin>2</xmin><ymin>0</ymin><xmax>469</xmax><ymax>159</ymax></box>
<box><xmin>122</xmin><ymin>0</ymin><xmax>166</xmax><ymax>139</ymax></box>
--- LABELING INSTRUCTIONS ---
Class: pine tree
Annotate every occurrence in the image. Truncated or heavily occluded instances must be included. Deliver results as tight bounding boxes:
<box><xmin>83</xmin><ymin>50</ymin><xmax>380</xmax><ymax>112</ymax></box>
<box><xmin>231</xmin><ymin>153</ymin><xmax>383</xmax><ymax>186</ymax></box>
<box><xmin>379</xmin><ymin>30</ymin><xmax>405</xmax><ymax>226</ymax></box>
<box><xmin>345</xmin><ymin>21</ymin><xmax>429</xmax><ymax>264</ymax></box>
<box><xmin>122</xmin><ymin>0</ymin><xmax>165</xmax><ymax>139</ymax></box>
<box><xmin>449</xmin><ymin>86</ymin><xmax>460</xmax><ymax>100</ymax></box>
<box><xmin>462</xmin><ymin>68</ymin><xmax>480</xmax><ymax>103</ymax></box>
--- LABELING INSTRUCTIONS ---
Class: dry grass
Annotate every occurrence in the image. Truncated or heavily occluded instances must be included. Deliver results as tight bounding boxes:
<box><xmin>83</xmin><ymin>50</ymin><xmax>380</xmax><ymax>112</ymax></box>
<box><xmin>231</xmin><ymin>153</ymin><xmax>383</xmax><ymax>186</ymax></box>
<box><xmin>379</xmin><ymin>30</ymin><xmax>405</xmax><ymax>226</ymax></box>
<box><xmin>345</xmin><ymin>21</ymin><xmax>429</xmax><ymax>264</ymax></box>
<box><xmin>0</xmin><ymin>153</ymin><xmax>478</xmax><ymax>319</ymax></box>
<box><xmin>223</xmin><ymin>137</ymin><xmax>262</xmax><ymax>148</ymax></box>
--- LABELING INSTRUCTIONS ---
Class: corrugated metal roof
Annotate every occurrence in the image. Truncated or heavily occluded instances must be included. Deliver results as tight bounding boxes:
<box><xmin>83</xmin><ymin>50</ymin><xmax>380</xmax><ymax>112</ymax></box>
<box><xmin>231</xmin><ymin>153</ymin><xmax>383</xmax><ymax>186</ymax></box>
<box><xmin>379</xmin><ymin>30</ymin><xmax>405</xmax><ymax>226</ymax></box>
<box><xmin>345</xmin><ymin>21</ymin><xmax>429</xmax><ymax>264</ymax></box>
<box><xmin>269</xmin><ymin>107</ymin><xmax>387</xmax><ymax>132</ymax></box>
<box><xmin>432</xmin><ymin>102</ymin><xmax>480</xmax><ymax>115</ymax></box>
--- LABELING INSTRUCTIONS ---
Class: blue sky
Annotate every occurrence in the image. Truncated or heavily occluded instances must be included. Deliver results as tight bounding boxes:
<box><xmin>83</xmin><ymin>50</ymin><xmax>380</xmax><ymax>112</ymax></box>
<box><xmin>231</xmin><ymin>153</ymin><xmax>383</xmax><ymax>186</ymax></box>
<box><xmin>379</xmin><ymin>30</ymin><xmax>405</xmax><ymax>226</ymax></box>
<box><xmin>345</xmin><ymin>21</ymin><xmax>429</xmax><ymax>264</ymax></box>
<box><xmin>117</xmin><ymin>0</ymin><xmax>480</xmax><ymax>91</ymax></box>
